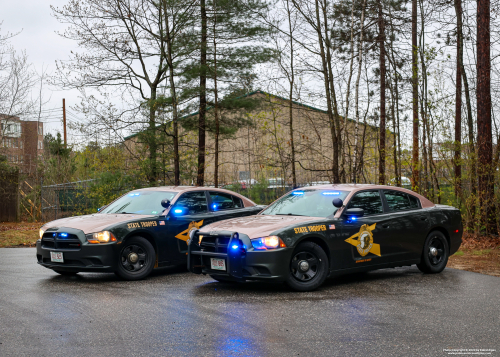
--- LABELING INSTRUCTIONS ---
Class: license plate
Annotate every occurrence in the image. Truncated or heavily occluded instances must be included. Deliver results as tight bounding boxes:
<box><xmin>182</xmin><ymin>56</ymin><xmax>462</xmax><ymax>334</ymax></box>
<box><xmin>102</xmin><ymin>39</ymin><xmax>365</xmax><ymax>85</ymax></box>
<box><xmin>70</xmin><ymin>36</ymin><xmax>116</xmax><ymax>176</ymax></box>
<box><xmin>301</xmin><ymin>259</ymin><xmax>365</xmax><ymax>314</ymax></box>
<box><xmin>50</xmin><ymin>251</ymin><xmax>64</xmax><ymax>263</ymax></box>
<box><xmin>210</xmin><ymin>258</ymin><xmax>226</xmax><ymax>271</ymax></box>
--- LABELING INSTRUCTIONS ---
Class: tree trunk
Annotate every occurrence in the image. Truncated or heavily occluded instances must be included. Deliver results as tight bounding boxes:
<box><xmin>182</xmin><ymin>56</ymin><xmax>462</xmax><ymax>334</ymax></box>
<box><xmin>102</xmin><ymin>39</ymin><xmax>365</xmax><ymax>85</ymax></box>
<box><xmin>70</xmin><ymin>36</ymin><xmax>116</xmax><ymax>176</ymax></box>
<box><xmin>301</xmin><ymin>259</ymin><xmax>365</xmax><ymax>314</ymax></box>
<box><xmin>352</xmin><ymin>0</ymin><xmax>367</xmax><ymax>183</ymax></box>
<box><xmin>411</xmin><ymin>0</ymin><xmax>419</xmax><ymax>191</ymax></box>
<box><xmin>321</xmin><ymin>0</ymin><xmax>341</xmax><ymax>183</ymax></box>
<box><xmin>453</xmin><ymin>0</ymin><xmax>475</xmax><ymax>226</ymax></box>
<box><xmin>378</xmin><ymin>0</ymin><xmax>386</xmax><ymax>185</ymax></box>
<box><xmin>454</xmin><ymin>0</ymin><xmax>462</xmax><ymax>198</ymax></box>
<box><xmin>476</xmin><ymin>0</ymin><xmax>496</xmax><ymax>234</ymax></box>
<box><xmin>163</xmin><ymin>5</ymin><xmax>180</xmax><ymax>186</ymax></box>
<box><xmin>197</xmin><ymin>0</ymin><xmax>207</xmax><ymax>186</ymax></box>
<box><xmin>314</xmin><ymin>0</ymin><xmax>339</xmax><ymax>183</ymax></box>
<box><xmin>149</xmin><ymin>88</ymin><xmax>158</xmax><ymax>183</ymax></box>
<box><xmin>213</xmin><ymin>1</ymin><xmax>220</xmax><ymax>188</ymax></box>
<box><xmin>287</xmin><ymin>0</ymin><xmax>297</xmax><ymax>188</ymax></box>
<box><xmin>343</xmin><ymin>0</ymin><xmax>356</xmax><ymax>182</ymax></box>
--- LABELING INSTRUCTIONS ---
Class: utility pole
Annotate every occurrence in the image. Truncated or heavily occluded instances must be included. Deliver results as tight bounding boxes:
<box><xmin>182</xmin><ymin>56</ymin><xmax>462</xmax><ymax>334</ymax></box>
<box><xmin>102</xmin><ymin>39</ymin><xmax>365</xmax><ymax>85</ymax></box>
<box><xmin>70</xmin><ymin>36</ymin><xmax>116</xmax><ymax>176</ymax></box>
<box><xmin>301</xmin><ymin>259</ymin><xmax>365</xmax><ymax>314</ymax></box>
<box><xmin>62</xmin><ymin>98</ymin><xmax>67</xmax><ymax>148</ymax></box>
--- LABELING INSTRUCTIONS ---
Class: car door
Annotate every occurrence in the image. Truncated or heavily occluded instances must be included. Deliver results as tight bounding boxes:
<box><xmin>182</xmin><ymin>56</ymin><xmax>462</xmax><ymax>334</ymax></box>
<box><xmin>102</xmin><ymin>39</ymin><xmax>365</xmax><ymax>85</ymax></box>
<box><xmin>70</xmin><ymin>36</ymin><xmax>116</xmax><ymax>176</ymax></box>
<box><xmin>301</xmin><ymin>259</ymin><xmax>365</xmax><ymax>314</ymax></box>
<box><xmin>340</xmin><ymin>190</ymin><xmax>397</xmax><ymax>268</ymax></box>
<box><xmin>159</xmin><ymin>191</ymin><xmax>214</xmax><ymax>264</ymax></box>
<box><xmin>381</xmin><ymin>190</ymin><xmax>431</xmax><ymax>261</ymax></box>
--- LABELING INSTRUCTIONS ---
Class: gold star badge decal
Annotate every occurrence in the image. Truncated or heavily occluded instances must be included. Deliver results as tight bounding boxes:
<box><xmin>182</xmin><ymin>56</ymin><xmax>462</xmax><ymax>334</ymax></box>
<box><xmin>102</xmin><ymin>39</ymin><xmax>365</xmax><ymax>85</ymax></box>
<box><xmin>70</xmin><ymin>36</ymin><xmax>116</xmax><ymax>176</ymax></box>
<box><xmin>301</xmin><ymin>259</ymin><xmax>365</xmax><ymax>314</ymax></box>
<box><xmin>345</xmin><ymin>223</ymin><xmax>381</xmax><ymax>257</ymax></box>
<box><xmin>175</xmin><ymin>220</ymin><xmax>204</xmax><ymax>242</ymax></box>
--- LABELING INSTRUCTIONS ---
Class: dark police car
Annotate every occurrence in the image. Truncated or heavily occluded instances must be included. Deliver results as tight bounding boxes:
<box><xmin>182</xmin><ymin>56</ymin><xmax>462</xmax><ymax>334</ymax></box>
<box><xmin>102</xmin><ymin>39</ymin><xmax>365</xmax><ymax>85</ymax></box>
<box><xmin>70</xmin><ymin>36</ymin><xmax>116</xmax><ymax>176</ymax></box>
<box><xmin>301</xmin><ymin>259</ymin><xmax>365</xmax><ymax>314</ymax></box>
<box><xmin>188</xmin><ymin>184</ymin><xmax>463</xmax><ymax>291</ymax></box>
<box><xmin>37</xmin><ymin>187</ymin><xmax>264</xmax><ymax>280</ymax></box>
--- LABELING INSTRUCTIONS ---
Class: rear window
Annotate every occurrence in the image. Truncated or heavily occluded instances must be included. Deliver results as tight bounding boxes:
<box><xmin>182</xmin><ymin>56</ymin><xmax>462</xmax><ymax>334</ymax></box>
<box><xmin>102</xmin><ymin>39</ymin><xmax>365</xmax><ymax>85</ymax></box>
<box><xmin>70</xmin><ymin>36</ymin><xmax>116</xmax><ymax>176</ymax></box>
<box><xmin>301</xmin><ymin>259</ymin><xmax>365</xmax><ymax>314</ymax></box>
<box><xmin>384</xmin><ymin>190</ymin><xmax>420</xmax><ymax>211</ymax></box>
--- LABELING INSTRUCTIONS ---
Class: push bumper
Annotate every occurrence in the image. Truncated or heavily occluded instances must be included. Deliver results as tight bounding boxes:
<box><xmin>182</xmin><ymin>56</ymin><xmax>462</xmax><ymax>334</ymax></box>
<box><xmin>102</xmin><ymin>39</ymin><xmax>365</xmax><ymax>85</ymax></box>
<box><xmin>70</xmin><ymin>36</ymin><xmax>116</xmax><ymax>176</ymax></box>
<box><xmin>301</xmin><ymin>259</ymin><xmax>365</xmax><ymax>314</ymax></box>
<box><xmin>36</xmin><ymin>227</ymin><xmax>119</xmax><ymax>273</ymax></box>
<box><xmin>188</xmin><ymin>230</ymin><xmax>291</xmax><ymax>282</ymax></box>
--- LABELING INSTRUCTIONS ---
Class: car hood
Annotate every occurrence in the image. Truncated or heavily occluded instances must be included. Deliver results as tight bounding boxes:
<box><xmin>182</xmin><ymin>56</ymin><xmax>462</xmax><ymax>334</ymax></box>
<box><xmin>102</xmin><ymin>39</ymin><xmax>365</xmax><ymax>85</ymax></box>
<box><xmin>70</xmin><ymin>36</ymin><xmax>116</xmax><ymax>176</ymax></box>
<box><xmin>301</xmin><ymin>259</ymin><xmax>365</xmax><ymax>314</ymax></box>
<box><xmin>200</xmin><ymin>214</ymin><xmax>323</xmax><ymax>239</ymax></box>
<box><xmin>41</xmin><ymin>213</ymin><xmax>157</xmax><ymax>234</ymax></box>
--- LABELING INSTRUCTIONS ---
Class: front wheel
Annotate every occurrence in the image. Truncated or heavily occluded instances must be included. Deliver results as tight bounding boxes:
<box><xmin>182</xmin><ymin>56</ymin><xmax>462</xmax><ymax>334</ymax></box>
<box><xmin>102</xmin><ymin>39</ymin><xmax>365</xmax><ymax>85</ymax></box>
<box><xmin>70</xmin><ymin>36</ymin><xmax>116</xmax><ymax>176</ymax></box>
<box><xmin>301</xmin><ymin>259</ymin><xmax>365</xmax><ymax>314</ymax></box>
<box><xmin>285</xmin><ymin>241</ymin><xmax>328</xmax><ymax>291</ymax></box>
<box><xmin>115</xmin><ymin>236</ymin><xmax>155</xmax><ymax>280</ymax></box>
<box><xmin>417</xmin><ymin>231</ymin><xmax>449</xmax><ymax>274</ymax></box>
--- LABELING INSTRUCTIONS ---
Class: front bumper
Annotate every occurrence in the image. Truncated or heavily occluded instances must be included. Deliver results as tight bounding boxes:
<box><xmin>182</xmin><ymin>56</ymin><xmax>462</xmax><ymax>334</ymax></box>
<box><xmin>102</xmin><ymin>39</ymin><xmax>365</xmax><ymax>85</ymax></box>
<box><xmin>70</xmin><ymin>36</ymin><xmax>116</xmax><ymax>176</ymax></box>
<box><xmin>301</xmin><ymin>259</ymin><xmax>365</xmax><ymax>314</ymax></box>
<box><xmin>188</xmin><ymin>230</ymin><xmax>291</xmax><ymax>282</ymax></box>
<box><xmin>36</xmin><ymin>227</ymin><xmax>119</xmax><ymax>273</ymax></box>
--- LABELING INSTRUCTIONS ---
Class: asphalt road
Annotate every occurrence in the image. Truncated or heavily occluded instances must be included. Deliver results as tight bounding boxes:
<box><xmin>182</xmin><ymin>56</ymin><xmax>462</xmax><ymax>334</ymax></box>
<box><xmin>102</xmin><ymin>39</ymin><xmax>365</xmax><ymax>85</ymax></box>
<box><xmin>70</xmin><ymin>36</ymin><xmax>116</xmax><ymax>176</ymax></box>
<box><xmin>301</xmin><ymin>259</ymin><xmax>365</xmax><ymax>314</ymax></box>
<box><xmin>0</xmin><ymin>248</ymin><xmax>499</xmax><ymax>357</ymax></box>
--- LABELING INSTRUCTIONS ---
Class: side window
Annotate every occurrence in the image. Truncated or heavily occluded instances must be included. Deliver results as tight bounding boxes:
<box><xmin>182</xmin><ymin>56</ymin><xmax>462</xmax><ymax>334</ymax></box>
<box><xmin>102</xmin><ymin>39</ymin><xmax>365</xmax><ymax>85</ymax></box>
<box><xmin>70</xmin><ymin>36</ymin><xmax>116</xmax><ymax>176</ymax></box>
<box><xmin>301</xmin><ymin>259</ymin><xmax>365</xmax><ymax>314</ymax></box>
<box><xmin>209</xmin><ymin>191</ymin><xmax>237</xmax><ymax>210</ymax></box>
<box><xmin>174</xmin><ymin>191</ymin><xmax>207</xmax><ymax>215</ymax></box>
<box><xmin>233</xmin><ymin>195</ymin><xmax>244</xmax><ymax>208</ymax></box>
<box><xmin>347</xmin><ymin>191</ymin><xmax>383</xmax><ymax>215</ymax></box>
<box><xmin>407</xmin><ymin>194</ymin><xmax>420</xmax><ymax>209</ymax></box>
<box><xmin>384</xmin><ymin>190</ymin><xmax>421</xmax><ymax>211</ymax></box>
<box><xmin>384</xmin><ymin>190</ymin><xmax>412</xmax><ymax>211</ymax></box>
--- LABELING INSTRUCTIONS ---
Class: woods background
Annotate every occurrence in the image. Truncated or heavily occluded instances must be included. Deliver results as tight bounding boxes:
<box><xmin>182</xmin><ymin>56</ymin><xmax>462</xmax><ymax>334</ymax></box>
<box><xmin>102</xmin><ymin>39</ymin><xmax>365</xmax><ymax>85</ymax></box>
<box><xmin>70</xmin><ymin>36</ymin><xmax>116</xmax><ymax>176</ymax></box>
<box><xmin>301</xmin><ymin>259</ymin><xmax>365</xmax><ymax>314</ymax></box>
<box><xmin>0</xmin><ymin>0</ymin><xmax>499</xmax><ymax>237</ymax></box>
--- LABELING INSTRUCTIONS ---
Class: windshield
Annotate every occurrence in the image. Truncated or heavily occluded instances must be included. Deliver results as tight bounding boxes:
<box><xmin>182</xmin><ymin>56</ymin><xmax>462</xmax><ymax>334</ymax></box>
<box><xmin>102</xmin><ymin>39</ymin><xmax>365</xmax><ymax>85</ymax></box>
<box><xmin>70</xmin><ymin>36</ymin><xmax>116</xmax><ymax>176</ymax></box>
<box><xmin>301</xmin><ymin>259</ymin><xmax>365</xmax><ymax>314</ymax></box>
<box><xmin>100</xmin><ymin>190</ymin><xmax>178</xmax><ymax>215</ymax></box>
<box><xmin>261</xmin><ymin>189</ymin><xmax>350</xmax><ymax>218</ymax></box>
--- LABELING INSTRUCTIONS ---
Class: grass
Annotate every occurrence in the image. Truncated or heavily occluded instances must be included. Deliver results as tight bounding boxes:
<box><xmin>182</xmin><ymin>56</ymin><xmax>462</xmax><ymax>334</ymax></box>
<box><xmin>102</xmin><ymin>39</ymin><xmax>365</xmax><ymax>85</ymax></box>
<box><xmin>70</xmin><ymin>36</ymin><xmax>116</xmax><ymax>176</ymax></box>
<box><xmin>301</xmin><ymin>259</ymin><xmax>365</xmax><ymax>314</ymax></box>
<box><xmin>471</xmin><ymin>249</ymin><xmax>491</xmax><ymax>256</ymax></box>
<box><xmin>448</xmin><ymin>247</ymin><xmax>500</xmax><ymax>277</ymax></box>
<box><xmin>0</xmin><ymin>222</ymin><xmax>42</xmax><ymax>248</ymax></box>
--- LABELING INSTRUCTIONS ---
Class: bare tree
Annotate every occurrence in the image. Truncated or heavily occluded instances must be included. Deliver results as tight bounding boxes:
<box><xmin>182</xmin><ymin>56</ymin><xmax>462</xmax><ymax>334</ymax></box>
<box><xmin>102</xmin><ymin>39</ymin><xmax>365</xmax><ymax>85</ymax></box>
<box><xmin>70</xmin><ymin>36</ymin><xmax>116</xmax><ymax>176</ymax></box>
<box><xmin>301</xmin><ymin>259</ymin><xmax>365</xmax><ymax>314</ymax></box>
<box><xmin>52</xmin><ymin>0</ymin><xmax>190</xmax><ymax>182</ymax></box>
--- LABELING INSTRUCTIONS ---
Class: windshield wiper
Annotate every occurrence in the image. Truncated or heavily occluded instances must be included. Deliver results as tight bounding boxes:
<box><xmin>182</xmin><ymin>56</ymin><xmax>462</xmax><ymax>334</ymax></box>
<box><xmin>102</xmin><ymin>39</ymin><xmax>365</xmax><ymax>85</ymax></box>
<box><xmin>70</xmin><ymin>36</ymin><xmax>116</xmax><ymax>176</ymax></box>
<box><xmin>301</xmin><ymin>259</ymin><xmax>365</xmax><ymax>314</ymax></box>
<box><xmin>275</xmin><ymin>213</ymin><xmax>305</xmax><ymax>216</ymax></box>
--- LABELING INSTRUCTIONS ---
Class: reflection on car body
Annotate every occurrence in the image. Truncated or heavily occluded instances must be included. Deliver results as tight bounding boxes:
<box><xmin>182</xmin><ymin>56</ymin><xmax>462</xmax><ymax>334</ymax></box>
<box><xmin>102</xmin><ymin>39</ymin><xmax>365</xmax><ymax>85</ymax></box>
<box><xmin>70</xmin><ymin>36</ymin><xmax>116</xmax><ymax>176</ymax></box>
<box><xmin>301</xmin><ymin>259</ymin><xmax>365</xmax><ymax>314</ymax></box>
<box><xmin>188</xmin><ymin>184</ymin><xmax>463</xmax><ymax>291</ymax></box>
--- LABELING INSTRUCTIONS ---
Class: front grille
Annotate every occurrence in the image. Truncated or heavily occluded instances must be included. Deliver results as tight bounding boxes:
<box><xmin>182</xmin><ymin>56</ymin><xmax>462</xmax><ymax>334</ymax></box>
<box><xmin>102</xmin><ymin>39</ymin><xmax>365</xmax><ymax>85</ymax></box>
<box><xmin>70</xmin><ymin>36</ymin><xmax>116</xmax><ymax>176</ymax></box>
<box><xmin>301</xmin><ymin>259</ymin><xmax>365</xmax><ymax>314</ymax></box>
<box><xmin>200</xmin><ymin>236</ymin><xmax>230</xmax><ymax>254</ymax></box>
<box><xmin>42</xmin><ymin>232</ymin><xmax>81</xmax><ymax>251</ymax></box>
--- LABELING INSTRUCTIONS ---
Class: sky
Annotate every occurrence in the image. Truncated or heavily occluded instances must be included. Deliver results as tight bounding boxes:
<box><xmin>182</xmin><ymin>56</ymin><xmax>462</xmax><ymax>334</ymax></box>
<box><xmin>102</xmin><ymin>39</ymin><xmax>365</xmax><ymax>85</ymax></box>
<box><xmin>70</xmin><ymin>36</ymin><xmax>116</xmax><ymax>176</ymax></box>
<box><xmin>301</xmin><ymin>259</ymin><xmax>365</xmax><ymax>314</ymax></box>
<box><xmin>1</xmin><ymin>0</ymin><xmax>84</xmax><ymax>140</ymax></box>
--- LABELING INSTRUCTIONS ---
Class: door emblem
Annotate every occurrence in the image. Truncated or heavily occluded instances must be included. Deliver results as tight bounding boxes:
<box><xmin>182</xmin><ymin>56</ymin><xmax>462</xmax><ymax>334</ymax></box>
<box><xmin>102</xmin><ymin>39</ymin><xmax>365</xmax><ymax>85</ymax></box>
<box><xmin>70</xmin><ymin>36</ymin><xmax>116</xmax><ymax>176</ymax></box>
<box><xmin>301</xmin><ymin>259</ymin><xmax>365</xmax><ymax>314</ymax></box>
<box><xmin>344</xmin><ymin>223</ymin><xmax>381</xmax><ymax>257</ymax></box>
<box><xmin>175</xmin><ymin>220</ymin><xmax>204</xmax><ymax>242</ymax></box>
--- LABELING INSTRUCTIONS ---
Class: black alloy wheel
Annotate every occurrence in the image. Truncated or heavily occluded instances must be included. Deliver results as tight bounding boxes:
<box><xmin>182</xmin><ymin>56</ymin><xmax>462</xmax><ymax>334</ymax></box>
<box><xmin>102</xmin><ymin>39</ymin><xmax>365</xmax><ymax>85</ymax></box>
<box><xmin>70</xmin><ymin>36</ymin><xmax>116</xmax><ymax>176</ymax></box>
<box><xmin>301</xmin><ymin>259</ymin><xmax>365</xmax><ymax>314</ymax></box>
<box><xmin>291</xmin><ymin>251</ymin><xmax>319</xmax><ymax>282</ymax></box>
<box><xmin>285</xmin><ymin>241</ymin><xmax>328</xmax><ymax>291</ymax></box>
<box><xmin>115</xmin><ymin>236</ymin><xmax>155</xmax><ymax>280</ymax></box>
<box><xmin>417</xmin><ymin>231</ymin><xmax>449</xmax><ymax>274</ymax></box>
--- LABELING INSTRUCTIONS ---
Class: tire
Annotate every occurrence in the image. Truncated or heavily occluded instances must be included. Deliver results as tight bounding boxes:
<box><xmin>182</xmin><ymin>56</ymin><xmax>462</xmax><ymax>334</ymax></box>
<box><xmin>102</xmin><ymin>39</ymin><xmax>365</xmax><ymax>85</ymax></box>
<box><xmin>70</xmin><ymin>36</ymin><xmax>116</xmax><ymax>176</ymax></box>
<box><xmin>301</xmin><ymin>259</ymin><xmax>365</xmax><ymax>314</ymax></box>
<box><xmin>54</xmin><ymin>270</ymin><xmax>78</xmax><ymax>276</ymax></box>
<box><xmin>417</xmin><ymin>231</ymin><xmax>449</xmax><ymax>274</ymax></box>
<box><xmin>285</xmin><ymin>241</ymin><xmax>329</xmax><ymax>291</ymax></box>
<box><xmin>210</xmin><ymin>275</ymin><xmax>236</xmax><ymax>284</ymax></box>
<box><xmin>115</xmin><ymin>236</ymin><xmax>155</xmax><ymax>281</ymax></box>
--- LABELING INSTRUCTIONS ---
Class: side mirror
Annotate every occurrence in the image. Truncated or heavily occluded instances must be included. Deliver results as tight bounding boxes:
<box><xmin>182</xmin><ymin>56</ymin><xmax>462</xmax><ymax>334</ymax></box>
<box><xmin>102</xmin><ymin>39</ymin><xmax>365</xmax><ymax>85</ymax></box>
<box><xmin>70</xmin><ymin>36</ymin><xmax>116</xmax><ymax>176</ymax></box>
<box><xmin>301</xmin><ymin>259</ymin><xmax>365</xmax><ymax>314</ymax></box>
<box><xmin>332</xmin><ymin>198</ymin><xmax>343</xmax><ymax>208</ymax></box>
<box><xmin>344</xmin><ymin>208</ymin><xmax>364</xmax><ymax>218</ymax></box>
<box><xmin>161</xmin><ymin>199</ymin><xmax>171</xmax><ymax>208</ymax></box>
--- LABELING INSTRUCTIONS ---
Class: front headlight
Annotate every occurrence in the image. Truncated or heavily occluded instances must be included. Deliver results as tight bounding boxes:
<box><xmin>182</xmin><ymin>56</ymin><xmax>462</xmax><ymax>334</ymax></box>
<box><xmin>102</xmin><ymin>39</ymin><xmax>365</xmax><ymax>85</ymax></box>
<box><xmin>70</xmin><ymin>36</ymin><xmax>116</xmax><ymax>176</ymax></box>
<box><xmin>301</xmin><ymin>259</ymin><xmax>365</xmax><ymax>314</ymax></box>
<box><xmin>88</xmin><ymin>231</ymin><xmax>117</xmax><ymax>244</ymax></box>
<box><xmin>251</xmin><ymin>236</ymin><xmax>286</xmax><ymax>250</ymax></box>
<box><xmin>39</xmin><ymin>229</ymin><xmax>44</xmax><ymax>239</ymax></box>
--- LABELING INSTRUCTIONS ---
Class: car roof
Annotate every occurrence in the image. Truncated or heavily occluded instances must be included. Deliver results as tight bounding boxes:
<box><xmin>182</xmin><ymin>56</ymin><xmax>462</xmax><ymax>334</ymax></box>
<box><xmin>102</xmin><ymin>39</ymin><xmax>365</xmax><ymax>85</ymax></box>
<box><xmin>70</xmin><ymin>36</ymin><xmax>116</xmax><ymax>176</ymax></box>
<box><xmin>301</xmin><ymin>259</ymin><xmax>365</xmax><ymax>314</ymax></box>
<box><xmin>129</xmin><ymin>186</ymin><xmax>258</xmax><ymax>207</ymax></box>
<box><xmin>295</xmin><ymin>184</ymin><xmax>435</xmax><ymax>208</ymax></box>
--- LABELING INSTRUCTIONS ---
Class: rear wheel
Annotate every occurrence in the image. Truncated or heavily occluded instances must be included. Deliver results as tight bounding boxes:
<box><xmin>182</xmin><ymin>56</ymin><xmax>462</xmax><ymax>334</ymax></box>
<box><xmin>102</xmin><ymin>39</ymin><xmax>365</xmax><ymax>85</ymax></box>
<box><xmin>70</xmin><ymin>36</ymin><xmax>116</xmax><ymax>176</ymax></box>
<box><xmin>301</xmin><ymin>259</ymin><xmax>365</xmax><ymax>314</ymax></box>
<box><xmin>115</xmin><ymin>236</ymin><xmax>155</xmax><ymax>280</ymax></box>
<box><xmin>54</xmin><ymin>270</ymin><xmax>78</xmax><ymax>276</ymax></box>
<box><xmin>417</xmin><ymin>231</ymin><xmax>449</xmax><ymax>274</ymax></box>
<box><xmin>285</xmin><ymin>241</ymin><xmax>328</xmax><ymax>291</ymax></box>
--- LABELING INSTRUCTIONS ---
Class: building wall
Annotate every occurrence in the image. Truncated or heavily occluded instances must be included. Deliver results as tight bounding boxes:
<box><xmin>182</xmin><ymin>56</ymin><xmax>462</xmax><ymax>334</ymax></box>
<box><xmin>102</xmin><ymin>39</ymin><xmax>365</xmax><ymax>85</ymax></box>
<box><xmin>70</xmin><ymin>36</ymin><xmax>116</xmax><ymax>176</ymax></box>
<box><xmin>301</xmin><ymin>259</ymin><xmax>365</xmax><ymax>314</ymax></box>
<box><xmin>0</xmin><ymin>114</ymin><xmax>44</xmax><ymax>174</ymax></box>
<box><xmin>123</xmin><ymin>91</ymin><xmax>393</xmax><ymax>185</ymax></box>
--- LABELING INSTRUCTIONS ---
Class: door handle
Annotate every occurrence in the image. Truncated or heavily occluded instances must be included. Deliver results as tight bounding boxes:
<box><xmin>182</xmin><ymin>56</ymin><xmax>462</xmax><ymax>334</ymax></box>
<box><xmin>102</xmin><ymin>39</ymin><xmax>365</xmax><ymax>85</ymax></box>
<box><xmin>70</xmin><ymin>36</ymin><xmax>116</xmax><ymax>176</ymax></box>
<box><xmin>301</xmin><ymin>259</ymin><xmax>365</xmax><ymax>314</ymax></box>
<box><xmin>420</xmin><ymin>216</ymin><xmax>427</xmax><ymax>221</ymax></box>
